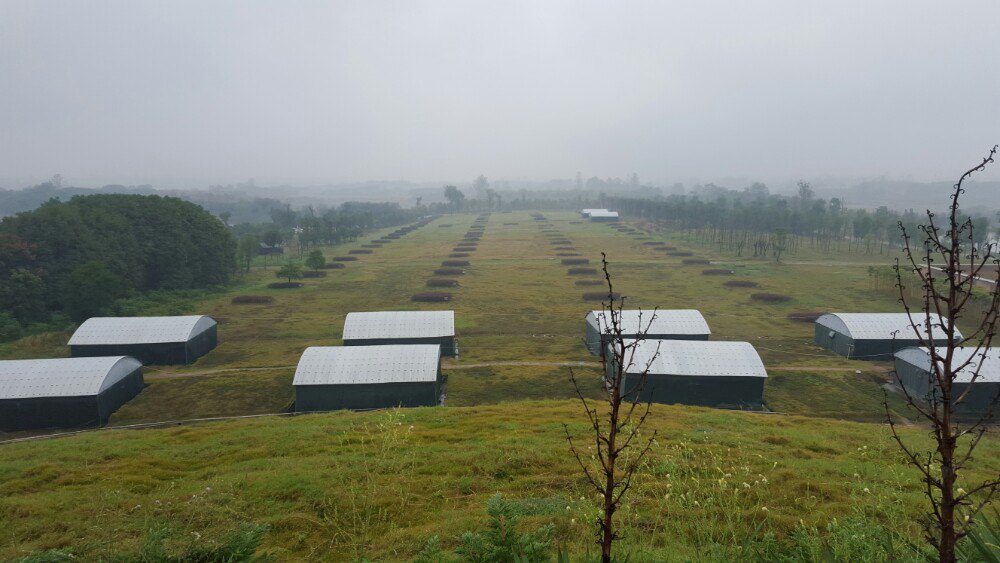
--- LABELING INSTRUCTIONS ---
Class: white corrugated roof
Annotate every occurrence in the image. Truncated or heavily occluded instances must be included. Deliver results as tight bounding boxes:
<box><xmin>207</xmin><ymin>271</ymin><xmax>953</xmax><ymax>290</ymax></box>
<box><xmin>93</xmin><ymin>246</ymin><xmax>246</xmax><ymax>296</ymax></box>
<box><xmin>293</xmin><ymin>345</ymin><xmax>441</xmax><ymax>385</ymax></box>
<box><xmin>581</xmin><ymin>208</ymin><xmax>608</xmax><ymax>215</ymax></box>
<box><xmin>816</xmin><ymin>313</ymin><xmax>962</xmax><ymax>341</ymax></box>
<box><xmin>588</xmin><ymin>310</ymin><xmax>711</xmax><ymax>336</ymax></box>
<box><xmin>895</xmin><ymin>347</ymin><xmax>1000</xmax><ymax>383</ymax></box>
<box><xmin>620</xmin><ymin>339</ymin><xmax>767</xmax><ymax>378</ymax></box>
<box><xmin>68</xmin><ymin>316</ymin><xmax>216</xmax><ymax>345</ymax></box>
<box><xmin>342</xmin><ymin>311</ymin><xmax>455</xmax><ymax>340</ymax></box>
<box><xmin>0</xmin><ymin>356</ymin><xmax>142</xmax><ymax>399</ymax></box>
<box><xmin>589</xmin><ymin>211</ymin><xmax>619</xmax><ymax>218</ymax></box>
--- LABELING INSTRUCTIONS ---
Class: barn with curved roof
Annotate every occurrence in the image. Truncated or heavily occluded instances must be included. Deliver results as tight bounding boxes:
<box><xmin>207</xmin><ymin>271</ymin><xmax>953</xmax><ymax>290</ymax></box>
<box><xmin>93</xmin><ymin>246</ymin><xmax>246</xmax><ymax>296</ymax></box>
<box><xmin>342</xmin><ymin>311</ymin><xmax>456</xmax><ymax>356</ymax></box>
<box><xmin>611</xmin><ymin>339</ymin><xmax>767</xmax><ymax>409</ymax></box>
<box><xmin>0</xmin><ymin>356</ymin><xmax>143</xmax><ymax>430</ymax></box>
<box><xmin>895</xmin><ymin>347</ymin><xmax>1000</xmax><ymax>416</ymax></box>
<box><xmin>69</xmin><ymin>315</ymin><xmax>218</xmax><ymax>365</ymax></box>
<box><xmin>585</xmin><ymin>309</ymin><xmax>710</xmax><ymax>355</ymax></box>
<box><xmin>293</xmin><ymin>344</ymin><xmax>443</xmax><ymax>411</ymax></box>
<box><xmin>814</xmin><ymin>313</ymin><xmax>962</xmax><ymax>360</ymax></box>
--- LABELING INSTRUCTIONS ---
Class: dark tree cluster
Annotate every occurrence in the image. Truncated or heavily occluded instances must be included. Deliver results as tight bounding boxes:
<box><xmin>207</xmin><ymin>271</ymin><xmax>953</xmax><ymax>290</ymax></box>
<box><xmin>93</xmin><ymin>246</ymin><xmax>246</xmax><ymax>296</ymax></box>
<box><xmin>0</xmin><ymin>194</ymin><xmax>236</xmax><ymax>327</ymax></box>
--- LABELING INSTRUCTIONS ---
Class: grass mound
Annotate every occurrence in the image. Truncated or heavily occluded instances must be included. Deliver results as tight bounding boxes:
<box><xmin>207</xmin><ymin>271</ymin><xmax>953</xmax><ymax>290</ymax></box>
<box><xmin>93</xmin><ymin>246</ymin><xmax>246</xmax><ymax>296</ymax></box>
<box><xmin>231</xmin><ymin>295</ymin><xmax>274</xmax><ymax>304</ymax></box>
<box><xmin>724</xmin><ymin>280</ymin><xmax>758</xmax><ymax>288</ymax></box>
<box><xmin>427</xmin><ymin>279</ymin><xmax>460</xmax><ymax>288</ymax></box>
<box><xmin>568</xmin><ymin>268</ymin><xmax>598</xmax><ymax>275</ymax></box>
<box><xmin>788</xmin><ymin>311</ymin><xmax>825</xmax><ymax>323</ymax></box>
<box><xmin>449</xmin><ymin>253</ymin><xmax>470</xmax><ymax>258</ymax></box>
<box><xmin>583</xmin><ymin>291</ymin><xmax>620</xmax><ymax>301</ymax></box>
<box><xmin>442</xmin><ymin>260</ymin><xmax>470</xmax><ymax>267</ymax></box>
<box><xmin>434</xmin><ymin>268</ymin><xmax>465</xmax><ymax>276</ymax></box>
<box><xmin>752</xmin><ymin>293</ymin><xmax>792</xmax><ymax>303</ymax></box>
<box><xmin>267</xmin><ymin>282</ymin><xmax>303</xmax><ymax>289</ymax></box>
<box><xmin>333</xmin><ymin>256</ymin><xmax>358</xmax><ymax>262</ymax></box>
<box><xmin>412</xmin><ymin>292</ymin><xmax>452</xmax><ymax>302</ymax></box>
<box><xmin>562</xmin><ymin>258</ymin><xmax>590</xmax><ymax>265</ymax></box>
<box><xmin>702</xmin><ymin>269</ymin><xmax>733</xmax><ymax>275</ymax></box>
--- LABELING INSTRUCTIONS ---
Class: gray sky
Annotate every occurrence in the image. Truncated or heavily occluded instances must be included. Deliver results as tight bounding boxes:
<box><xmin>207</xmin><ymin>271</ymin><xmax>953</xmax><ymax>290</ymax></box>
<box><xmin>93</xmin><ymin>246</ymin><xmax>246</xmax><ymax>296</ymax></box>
<box><xmin>1</xmin><ymin>1</ymin><xmax>998</xmax><ymax>189</ymax></box>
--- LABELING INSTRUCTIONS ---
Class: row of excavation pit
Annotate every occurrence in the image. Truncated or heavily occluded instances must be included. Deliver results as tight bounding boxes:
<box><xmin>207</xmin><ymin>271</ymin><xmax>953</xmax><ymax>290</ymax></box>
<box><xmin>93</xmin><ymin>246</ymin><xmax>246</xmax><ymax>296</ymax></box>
<box><xmin>602</xmin><ymin>221</ymin><xmax>799</xmax><ymax>308</ymax></box>
<box><xmin>414</xmin><ymin>213</ymin><xmax>490</xmax><ymax>302</ymax></box>
<box><xmin>532</xmin><ymin>214</ymin><xmax>613</xmax><ymax>301</ymax></box>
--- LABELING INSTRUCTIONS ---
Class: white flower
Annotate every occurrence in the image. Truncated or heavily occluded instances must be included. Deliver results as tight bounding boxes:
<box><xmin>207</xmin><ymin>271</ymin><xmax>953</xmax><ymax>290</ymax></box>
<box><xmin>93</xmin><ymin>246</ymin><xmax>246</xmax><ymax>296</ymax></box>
<box><xmin>863</xmin><ymin>488</ymin><xmax>871</xmax><ymax>494</ymax></box>
<box><xmin>761</xmin><ymin>506</ymin><xmax>768</xmax><ymax>512</ymax></box>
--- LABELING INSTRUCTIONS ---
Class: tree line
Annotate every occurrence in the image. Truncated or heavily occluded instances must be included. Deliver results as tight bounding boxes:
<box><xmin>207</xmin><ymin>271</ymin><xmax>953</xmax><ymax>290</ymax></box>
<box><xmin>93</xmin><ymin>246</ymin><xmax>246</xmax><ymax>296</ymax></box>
<box><xmin>0</xmin><ymin>194</ymin><xmax>236</xmax><ymax>333</ymax></box>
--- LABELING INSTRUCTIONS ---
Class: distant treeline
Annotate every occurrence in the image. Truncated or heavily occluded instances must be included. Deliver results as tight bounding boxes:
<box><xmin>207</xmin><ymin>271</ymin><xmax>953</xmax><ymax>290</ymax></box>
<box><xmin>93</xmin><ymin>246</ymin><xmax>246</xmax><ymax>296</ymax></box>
<box><xmin>604</xmin><ymin>184</ymin><xmax>993</xmax><ymax>257</ymax></box>
<box><xmin>0</xmin><ymin>194</ymin><xmax>236</xmax><ymax>331</ymax></box>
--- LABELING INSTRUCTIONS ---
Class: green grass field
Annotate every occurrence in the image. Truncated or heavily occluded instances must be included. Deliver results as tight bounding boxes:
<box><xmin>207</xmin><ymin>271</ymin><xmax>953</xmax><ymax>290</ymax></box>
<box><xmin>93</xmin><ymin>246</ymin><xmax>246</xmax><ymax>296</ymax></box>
<box><xmin>2</xmin><ymin>211</ymin><xmax>990</xmax><ymax>560</ymax></box>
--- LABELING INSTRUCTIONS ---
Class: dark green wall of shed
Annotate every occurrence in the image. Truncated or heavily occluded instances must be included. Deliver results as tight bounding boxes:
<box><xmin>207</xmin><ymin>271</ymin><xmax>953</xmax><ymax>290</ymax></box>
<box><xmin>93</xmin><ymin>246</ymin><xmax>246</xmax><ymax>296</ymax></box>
<box><xmin>622</xmin><ymin>372</ymin><xmax>765</xmax><ymax>409</ymax></box>
<box><xmin>897</xmin><ymin>361</ymin><xmax>1000</xmax><ymax>417</ymax></box>
<box><xmin>0</xmin><ymin>366</ymin><xmax>144</xmax><ymax>431</ymax></box>
<box><xmin>343</xmin><ymin>336</ymin><xmax>457</xmax><ymax>357</ymax></box>
<box><xmin>71</xmin><ymin>325</ymin><xmax>217</xmax><ymax>365</ymax></box>
<box><xmin>295</xmin><ymin>380</ymin><xmax>441</xmax><ymax>412</ymax></box>
<box><xmin>813</xmin><ymin>324</ymin><xmax>921</xmax><ymax>361</ymax></box>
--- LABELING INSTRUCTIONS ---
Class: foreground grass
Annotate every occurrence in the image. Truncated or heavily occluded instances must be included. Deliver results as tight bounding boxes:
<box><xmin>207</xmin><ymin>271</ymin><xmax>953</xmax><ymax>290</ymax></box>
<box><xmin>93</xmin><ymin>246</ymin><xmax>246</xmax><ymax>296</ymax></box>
<box><xmin>2</xmin><ymin>401</ymin><xmax>997</xmax><ymax>561</ymax></box>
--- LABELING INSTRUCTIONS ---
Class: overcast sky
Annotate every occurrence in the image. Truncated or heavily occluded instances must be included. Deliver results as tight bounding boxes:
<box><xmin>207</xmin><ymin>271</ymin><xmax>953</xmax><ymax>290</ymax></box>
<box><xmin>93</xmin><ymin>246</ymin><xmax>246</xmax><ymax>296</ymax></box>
<box><xmin>1</xmin><ymin>1</ymin><xmax>998</xmax><ymax>189</ymax></box>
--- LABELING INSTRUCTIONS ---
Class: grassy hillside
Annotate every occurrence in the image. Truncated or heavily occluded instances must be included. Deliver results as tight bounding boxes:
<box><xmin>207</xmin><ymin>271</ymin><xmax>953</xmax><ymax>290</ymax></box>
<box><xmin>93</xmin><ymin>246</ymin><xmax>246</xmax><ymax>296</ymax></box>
<box><xmin>2</xmin><ymin>211</ymin><xmax>923</xmax><ymax>433</ymax></box>
<box><xmin>4</xmin><ymin>401</ymin><xmax>998</xmax><ymax>561</ymax></box>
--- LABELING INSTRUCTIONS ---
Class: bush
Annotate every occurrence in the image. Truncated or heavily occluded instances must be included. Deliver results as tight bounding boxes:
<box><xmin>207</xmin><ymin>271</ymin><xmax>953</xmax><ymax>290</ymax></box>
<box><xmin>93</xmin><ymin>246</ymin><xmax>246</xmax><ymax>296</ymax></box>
<box><xmin>349</xmin><ymin>249</ymin><xmax>373</xmax><ymax>254</ymax></box>
<box><xmin>333</xmin><ymin>256</ymin><xmax>358</xmax><ymax>262</ymax></box>
<box><xmin>305</xmin><ymin>249</ymin><xmax>326</xmax><ymax>270</ymax></box>
<box><xmin>562</xmin><ymin>258</ymin><xmax>590</xmax><ymax>265</ymax></box>
<box><xmin>449</xmin><ymin>253</ymin><xmax>470</xmax><ymax>258</ymax></box>
<box><xmin>575</xmin><ymin>280</ymin><xmax>603</xmax><ymax>286</ymax></box>
<box><xmin>321</xmin><ymin>263</ymin><xmax>346</xmax><ymax>269</ymax></box>
<box><xmin>455</xmin><ymin>494</ymin><xmax>554</xmax><ymax>563</ymax></box>
<box><xmin>681</xmin><ymin>258</ymin><xmax>709</xmax><ymax>264</ymax></box>
<box><xmin>702</xmin><ymin>269</ymin><xmax>733</xmax><ymax>275</ymax></box>
<box><xmin>434</xmin><ymin>268</ymin><xmax>464</xmax><ymax>275</ymax></box>
<box><xmin>583</xmin><ymin>291</ymin><xmax>620</xmax><ymax>301</ymax></box>
<box><xmin>302</xmin><ymin>271</ymin><xmax>327</xmax><ymax>278</ymax></box>
<box><xmin>412</xmin><ymin>292</ymin><xmax>452</xmax><ymax>302</ymax></box>
<box><xmin>427</xmin><ymin>279</ymin><xmax>459</xmax><ymax>288</ymax></box>
<box><xmin>788</xmin><ymin>311</ymin><xmax>825</xmax><ymax>322</ymax></box>
<box><xmin>442</xmin><ymin>260</ymin><xmax>470</xmax><ymax>267</ymax></box>
<box><xmin>752</xmin><ymin>293</ymin><xmax>792</xmax><ymax>303</ymax></box>
<box><xmin>267</xmin><ymin>282</ymin><xmax>303</xmax><ymax>289</ymax></box>
<box><xmin>568</xmin><ymin>268</ymin><xmax>598</xmax><ymax>275</ymax></box>
<box><xmin>724</xmin><ymin>280</ymin><xmax>758</xmax><ymax>288</ymax></box>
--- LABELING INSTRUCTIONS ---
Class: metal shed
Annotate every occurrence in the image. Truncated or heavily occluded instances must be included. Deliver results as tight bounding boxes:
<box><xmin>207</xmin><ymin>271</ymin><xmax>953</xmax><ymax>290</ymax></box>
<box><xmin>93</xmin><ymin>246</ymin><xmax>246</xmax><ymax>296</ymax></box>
<box><xmin>611</xmin><ymin>339</ymin><xmax>767</xmax><ymax>409</ymax></box>
<box><xmin>585</xmin><ymin>309</ymin><xmax>710</xmax><ymax>355</ymax></box>
<box><xmin>895</xmin><ymin>347</ymin><xmax>1000</xmax><ymax>416</ymax></box>
<box><xmin>589</xmin><ymin>210</ymin><xmax>619</xmax><ymax>222</ymax></box>
<box><xmin>0</xmin><ymin>356</ymin><xmax>143</xmax><ymax>430</ymax></box>
<box><xmin>814</xmin><ymin>313</ymin><xmax>962</xmax><ymax>361</ymax></box>
<box><xmin>293</xmin><ymin>344</ymin><xmax>443</xmax><ymax>411</ymax></box>
<box><xmin>342</xmin><ymin>311</ymin><xmax>457</xmax><ymax>356</ymax></box>
<box><xmin>581</xmin><ymin>208</ymin><xmax>608</xmax><ymax>218</ymax></box>
<box><xmin>69</xmin><ymin>315</ymin><xmax>218</xmax><ymax>365</ymax></box>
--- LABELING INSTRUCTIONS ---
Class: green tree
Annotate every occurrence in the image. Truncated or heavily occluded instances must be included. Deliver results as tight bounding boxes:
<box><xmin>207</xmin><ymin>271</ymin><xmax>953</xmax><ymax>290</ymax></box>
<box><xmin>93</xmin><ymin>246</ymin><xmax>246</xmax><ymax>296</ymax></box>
<box><xmin>237</xmin><ymin>235</ymin><xmax>259</xmax><ymax>273</ymax></box>
<box><xmin>305</xmin><ymin>249</ymin><xmax>325</xmax><ymax>270</ymax></box>
<box><xmin>443</xmin><ymin>185</ymin><xmax>465</xmax><ymax>211</ymax></box>
<box><xmin>63</xmin><ymin>260</ymin><xmax>126</xmax><ymax>322</ymax></box>
<box><xmin>276</xmin><ymin>261</ymin><xmax>304</xmax><ymax>283</ymax></box>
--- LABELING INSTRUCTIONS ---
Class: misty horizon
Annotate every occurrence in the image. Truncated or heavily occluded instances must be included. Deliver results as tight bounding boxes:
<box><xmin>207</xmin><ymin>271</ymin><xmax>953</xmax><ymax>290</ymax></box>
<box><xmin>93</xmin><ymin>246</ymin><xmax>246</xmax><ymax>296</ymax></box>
<box><xmin>2</xmin><ymin>1</ymin><xmax>998</xmax><ymax>188</ymax></box>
